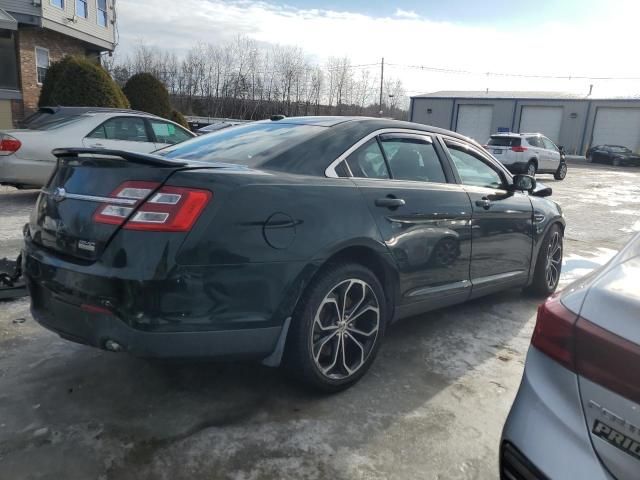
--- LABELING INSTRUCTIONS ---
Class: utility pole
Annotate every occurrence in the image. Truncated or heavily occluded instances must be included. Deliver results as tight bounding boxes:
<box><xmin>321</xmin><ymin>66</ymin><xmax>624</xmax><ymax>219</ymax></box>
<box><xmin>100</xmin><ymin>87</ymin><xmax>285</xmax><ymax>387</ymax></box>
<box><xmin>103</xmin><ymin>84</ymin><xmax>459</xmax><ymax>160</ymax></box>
<box><xmin>379</xmin><ymin>57</ymin><xmax>384</xmax><ymax>117</ymax></box>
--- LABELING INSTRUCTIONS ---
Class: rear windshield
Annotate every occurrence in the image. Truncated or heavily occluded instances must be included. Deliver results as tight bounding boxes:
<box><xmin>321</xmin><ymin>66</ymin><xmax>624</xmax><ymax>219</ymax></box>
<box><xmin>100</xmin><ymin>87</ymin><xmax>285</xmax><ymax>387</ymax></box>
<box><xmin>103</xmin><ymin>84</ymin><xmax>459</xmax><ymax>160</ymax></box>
<box><xmin>488</xmin><ymin>136</ymin><xmax>521</xmax><ymax>147</ymax></box>
<box><xmin>157</xmin><ymin>122</ymin><xmax>324</xmax><ymax>166</ymax></box>
<box><xmin>31</xmin><ymin>115</ymin><xmax>85</xmax><ymax>130</ymax></box>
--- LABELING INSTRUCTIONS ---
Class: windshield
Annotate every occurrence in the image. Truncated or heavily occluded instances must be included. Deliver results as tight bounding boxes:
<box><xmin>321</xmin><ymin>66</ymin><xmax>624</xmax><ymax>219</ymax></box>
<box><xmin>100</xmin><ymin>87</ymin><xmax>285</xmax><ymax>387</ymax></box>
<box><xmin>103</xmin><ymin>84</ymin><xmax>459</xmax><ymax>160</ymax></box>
<box><xmin>488</xmin><ymin>137</ymin><xmax>521</xmax><ymax>147</ymax></box>
<box><xmin>158</xmin><ymin>122</ymin><xmax>325</xmax><ymax>166</ymax></box>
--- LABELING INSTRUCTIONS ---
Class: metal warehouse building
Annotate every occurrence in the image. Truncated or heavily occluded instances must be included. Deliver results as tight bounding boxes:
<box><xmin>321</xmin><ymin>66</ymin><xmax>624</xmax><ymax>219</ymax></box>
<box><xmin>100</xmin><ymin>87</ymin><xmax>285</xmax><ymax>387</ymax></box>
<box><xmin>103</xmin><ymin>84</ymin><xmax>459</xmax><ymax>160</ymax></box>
<box><xmin>409</xmin><ymin>91</ymin><xmax>640</xmax><ymax>154</ymax></box>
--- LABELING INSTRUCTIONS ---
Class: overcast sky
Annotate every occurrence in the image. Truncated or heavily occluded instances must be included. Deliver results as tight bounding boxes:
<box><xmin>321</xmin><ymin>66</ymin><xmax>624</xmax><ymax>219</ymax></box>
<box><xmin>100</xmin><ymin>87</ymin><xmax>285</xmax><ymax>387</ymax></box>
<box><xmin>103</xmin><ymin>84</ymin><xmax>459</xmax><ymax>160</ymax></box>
<box><xmin>116</xmin><ymin>0</ymin><xmax>640</xmax><ymax>98</ymax></box>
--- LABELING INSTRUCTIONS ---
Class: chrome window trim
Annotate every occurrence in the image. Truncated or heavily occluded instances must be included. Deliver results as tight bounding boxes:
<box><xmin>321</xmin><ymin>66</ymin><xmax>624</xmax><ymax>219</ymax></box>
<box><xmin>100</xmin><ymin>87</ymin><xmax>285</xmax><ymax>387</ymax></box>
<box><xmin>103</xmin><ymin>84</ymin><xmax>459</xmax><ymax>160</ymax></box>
<box><xmin>325</xmin><ymin>128</ymin><xmax>434</xmax><ymax>178</ymax></box>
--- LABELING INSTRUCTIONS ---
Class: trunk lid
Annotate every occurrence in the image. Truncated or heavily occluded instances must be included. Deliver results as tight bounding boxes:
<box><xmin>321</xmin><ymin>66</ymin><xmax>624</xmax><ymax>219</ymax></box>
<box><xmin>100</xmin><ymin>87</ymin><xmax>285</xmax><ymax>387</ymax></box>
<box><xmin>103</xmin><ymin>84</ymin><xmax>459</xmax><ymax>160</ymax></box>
<box><xmin>575</xmin><ymin>236</ymin><xmax>640</xmax><ymax>479</ymax></box>
<box><xmin>29</xmin><ymin>149</ymin><xmax>189</xmax><ymax>261</ymax></box>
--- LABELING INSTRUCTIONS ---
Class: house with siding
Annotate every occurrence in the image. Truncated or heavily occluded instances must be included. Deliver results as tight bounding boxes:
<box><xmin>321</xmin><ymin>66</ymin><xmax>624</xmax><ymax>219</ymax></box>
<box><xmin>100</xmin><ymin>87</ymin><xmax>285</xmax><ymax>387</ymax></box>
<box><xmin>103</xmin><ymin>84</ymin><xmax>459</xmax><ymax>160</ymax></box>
<box><xmin>0</xmin><ymin>0</ymin><xmax>116</xmax><ymax>128</ymax></box>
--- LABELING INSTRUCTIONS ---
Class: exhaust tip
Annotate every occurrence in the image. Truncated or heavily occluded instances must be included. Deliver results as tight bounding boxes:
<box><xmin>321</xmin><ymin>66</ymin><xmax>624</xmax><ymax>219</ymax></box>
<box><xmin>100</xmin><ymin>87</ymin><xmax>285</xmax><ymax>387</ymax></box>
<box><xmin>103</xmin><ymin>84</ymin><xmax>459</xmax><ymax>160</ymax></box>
<box><xmin>104</xmin><ymin>339</ymin><xmax>123</xmax><ymax>352</ymax></box>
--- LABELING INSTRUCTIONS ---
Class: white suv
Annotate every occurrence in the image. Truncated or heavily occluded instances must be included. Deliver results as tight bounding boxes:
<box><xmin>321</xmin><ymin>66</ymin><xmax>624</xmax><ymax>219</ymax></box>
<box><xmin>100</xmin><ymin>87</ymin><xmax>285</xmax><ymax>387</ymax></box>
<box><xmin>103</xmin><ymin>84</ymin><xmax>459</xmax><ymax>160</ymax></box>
<box><xmin>485</xmin><ymin>133</ymin><xmax>567</xmax><ymax>180</ymax></box>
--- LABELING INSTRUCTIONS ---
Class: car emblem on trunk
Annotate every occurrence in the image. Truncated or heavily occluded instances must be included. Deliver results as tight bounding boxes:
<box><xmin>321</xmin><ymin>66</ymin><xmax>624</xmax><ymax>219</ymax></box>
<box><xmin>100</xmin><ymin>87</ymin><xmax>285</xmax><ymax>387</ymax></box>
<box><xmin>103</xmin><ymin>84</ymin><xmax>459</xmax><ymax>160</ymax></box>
<box><xmin>52</xmin><ymin>187</ymin><xmax>67</xmax><ymax>202</ymax></box>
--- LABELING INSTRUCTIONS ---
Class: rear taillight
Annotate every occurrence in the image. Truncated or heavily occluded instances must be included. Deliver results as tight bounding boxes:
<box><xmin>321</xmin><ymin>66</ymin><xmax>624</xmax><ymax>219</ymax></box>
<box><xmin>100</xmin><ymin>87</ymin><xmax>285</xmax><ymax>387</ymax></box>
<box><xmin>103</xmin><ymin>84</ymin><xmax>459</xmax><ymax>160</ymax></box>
<box><xmin>531</xmin><ymin>294</ymin><xmax>578</xmax><ymax>371</ymax></box>
<box><xmin>532</xmin><ymin>294</ymin><xmax>640</xmax><ymax>403</ymax></box>
<box><xmin>0</xmin><ymin>134</ymin><xmax>21</xmax><ymax>155</ymax></box>
<box><xmin>93</xmin><ymin>181</ymin><xmax>211</xmax><ymax>232</ymax></box>
<box><xmin>575</xmin><ymin>318</ymin><xmax>640</xmax><ymax>404</ymax></box>
<box><xmin>511</xmin><ymin>146</ymin><xmax>527</xmax><ymax>152</ymax></box>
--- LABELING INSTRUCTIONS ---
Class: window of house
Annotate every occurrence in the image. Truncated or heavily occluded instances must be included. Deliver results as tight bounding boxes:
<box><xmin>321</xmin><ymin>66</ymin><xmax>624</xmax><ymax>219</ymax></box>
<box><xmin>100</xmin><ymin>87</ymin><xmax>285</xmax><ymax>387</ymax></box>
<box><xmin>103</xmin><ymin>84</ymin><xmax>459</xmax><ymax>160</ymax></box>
<box><xmin>76</xmin><ymin>0</ymin><xmax>88</xmax><ymax>18</ymax></box>
<box><xmin>35</xmin><ymin>47</ymin><xmax>49</xmax><ymax>85</ymax></box>
<box><xmin>97</xmin><ymin>0</ymin><xmax>108</xmax><ymax>27</ymax></box>
<box><xmin>50</xmin><ymin>0</ymin><xmax>64</xmax><ymax>9</ymax></box>
<box><xmin>0</xmin><ymin>31</ymin><xmax>18</xmax><ymax>90</ymax></box>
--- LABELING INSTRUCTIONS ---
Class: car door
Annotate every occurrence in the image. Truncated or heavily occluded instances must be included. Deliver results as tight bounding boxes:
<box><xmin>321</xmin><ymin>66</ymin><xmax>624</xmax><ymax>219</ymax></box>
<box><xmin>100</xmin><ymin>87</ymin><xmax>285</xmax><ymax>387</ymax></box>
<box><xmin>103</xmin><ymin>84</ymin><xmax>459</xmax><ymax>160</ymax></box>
<box><xmin>147</xmin><ymin>119</ymin><xmax>194</xmax><ymax>150</ymax></box>
<box><xmin>83</xmin><ymin>116</ymin><xmax>156</xmax><ymax>153</ymax></box>
<box><xmin>542</xmin><ymin>136</ymin><xmax>561</xmax><ymax>172</ymax></box>
<box><xmin>343</xmin><ymin>133</ymin><xmax>473</xmax><ymax>317</ymax></box>
<box><xmin>441</xmin><ymin>137</ymin><xmax>534</xmax><ymax>298</ymax></box>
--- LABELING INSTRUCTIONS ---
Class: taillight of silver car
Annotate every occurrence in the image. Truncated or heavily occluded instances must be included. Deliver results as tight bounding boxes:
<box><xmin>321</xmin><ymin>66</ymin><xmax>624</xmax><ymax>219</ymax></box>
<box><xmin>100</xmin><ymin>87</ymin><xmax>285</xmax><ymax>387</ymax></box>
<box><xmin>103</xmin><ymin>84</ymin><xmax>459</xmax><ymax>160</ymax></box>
<box><xmin>0</xmin><ymin>134</ymin><xmax>21</xmax><ymax>156</ymax></box>
<box><xmin>93</xmin><ymin>181</ymin><xmax>212</xmax><ymax>232</ymax></box>
<box><xmin>532</xmin><ymin>294</ymin><xmax>640</xmax><ymax>404</ymax></box>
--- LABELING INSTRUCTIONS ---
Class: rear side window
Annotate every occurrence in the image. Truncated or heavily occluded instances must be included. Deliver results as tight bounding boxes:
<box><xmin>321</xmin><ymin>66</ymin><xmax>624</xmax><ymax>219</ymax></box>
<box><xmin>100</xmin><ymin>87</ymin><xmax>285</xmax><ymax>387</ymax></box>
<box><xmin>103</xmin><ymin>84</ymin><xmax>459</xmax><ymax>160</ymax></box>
<box><xmin>345</xmin><ymin>139</ymin><xmax>390</xmax><ymax>179</ymax></box>
<box><xmin>88</xmin><ymin>117</ymin><xmax>150</xmax><ymax>142</ymax></box>
<box><xmin>158</xmin><ymin>122</ymin><xmax>323</xmax><ymax>166</ymax></box>
<box><xmin>488</xmin><ymin>137</ymin><xmax>521</xmax><ymax>147</ymax></box>
<box><xmin>526</xmin><ymin>136</ymin><xmax>542</xmax><ymax>148</ymax></box>
<box><xmin>380</xmin><ymin>136</ymin><xmax>446</xmax><ymax>183</ymax></box>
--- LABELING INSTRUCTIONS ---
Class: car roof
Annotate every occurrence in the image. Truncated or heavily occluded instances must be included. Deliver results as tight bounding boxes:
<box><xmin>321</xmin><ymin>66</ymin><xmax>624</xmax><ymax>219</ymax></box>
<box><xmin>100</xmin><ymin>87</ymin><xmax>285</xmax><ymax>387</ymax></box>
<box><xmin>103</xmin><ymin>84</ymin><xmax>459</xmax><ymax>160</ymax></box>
<box><xmin>491</xmin><ymin>132</ymin><xmax>544</xmax><ymax>137</ymax></box>
<box><xmin>37</xmin><ymin>106</ymin><xmax>161</xmax><ymax>118</ymax></box>
<box><xmin>270</xmin><ymin>116</ymin><xmax>476</xmax><ymax>142</ymax></box>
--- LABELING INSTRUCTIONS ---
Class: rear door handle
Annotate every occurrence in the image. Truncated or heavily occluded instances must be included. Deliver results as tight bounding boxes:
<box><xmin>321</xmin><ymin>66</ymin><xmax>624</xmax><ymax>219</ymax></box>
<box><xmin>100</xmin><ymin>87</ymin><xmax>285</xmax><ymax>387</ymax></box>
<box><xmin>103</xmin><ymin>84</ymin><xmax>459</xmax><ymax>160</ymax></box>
<box><xmin>475</xmin><ymin>198</ymin><xmax>491</xmax><ymax>210</ymax></box>
<box><xmin>375</xmin><ymin>197</ymin><xmax>406</xmax><ymax>209</ymax></box>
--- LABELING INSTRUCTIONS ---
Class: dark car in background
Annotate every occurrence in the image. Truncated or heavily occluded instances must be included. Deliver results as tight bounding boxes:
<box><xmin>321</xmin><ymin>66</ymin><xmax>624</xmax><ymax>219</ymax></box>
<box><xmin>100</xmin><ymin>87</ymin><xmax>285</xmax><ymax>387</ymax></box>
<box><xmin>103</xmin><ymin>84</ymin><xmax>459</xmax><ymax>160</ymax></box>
<box><xmin>587</xmin><ymin>145</ymin><xmax>640</xmax><ymax>167</ymax></box>
<box><xmin>23</xmin><ymin>117</ymin><xmax>565</xmax><ymax>391</ymax></box>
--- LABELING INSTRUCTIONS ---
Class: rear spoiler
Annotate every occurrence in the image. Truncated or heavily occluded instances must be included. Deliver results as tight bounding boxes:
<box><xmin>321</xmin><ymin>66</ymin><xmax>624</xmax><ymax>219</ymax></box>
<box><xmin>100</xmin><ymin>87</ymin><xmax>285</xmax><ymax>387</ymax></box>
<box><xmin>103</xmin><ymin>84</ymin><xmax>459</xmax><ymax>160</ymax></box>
<box><xmin>52</xmin><ymin>148</ymin><xmax>187</xmax><ymax>167</ymax></box>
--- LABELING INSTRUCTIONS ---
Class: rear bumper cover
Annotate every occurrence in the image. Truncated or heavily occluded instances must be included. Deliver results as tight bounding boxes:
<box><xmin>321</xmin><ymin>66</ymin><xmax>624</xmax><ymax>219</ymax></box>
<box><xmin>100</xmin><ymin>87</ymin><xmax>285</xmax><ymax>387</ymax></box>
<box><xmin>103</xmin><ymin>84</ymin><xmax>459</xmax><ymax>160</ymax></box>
<box><xmin>23</xmin><ymin>240</ymin><xmax>297</xmax><ymax>359</ymax></box>
<box><xmin>30</xmin><ymin>294</ymin><xmax>281</xmax><ymax>358</ymax></box>
<box><xmin>501</xmin><ymin>347</ymin><xmax>613</xmax><ymax>479</ymax></box>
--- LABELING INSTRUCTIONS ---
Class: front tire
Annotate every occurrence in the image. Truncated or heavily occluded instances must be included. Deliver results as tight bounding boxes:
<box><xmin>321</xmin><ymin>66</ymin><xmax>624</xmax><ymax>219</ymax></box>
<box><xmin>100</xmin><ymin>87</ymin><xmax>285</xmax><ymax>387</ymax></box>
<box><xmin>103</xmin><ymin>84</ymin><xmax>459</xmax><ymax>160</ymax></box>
<box><xmin>554</xmin><ymin>162</ymin><xmax>567</xmax><ymax>180</ymax></box>
<box><xmin>284</xmin><ymin>263</ymin><xmax>387</xmax><ymax>392</ymax></box>
<box><xmin>526</xmin><ymin>225</ymin><xmax>563</xmax><ymax>296</ymax></box>
<box><xmin>612</xmin><ymin>158</ymin><xmax>621</xmax><ymax>167</ymax></box>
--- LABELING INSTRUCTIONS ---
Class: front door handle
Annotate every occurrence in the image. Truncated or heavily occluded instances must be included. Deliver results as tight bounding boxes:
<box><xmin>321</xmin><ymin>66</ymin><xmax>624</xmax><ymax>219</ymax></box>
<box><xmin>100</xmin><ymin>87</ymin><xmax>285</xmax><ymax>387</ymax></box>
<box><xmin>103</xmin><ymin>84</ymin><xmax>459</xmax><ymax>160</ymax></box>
<box><xmin>475</xmin><ymin>198</ymin><xmax>492</xmax><ymax>210</ymax></box>
<box><xmin>89</xmin><ymin>143</ymin><xmax>104</xmax><ymax>148</ymax></box>
<box><xmin>375</xmin><ymin>197</ymin><xmax>406</xmax><ymax>209</ymax></box>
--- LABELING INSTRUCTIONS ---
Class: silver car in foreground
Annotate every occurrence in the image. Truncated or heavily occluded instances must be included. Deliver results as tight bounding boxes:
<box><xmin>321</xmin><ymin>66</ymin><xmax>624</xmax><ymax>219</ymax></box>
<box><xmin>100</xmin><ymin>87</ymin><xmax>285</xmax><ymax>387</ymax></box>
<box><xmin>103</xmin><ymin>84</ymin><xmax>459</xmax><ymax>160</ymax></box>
<box><xmin>501</xmin><ymin>233</ymin><xmax>640</xmax><ymax>479</ymax></box>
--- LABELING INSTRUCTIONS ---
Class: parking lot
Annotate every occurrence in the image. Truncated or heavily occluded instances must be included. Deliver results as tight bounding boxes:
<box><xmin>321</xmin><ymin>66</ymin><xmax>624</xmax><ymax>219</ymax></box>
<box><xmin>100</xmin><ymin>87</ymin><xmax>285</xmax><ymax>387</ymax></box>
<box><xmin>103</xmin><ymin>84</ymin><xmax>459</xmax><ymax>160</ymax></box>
<box><xmin>0</xmin><ymin>161</ymin><xmax>638</xmax><ymax>480</ymax></box>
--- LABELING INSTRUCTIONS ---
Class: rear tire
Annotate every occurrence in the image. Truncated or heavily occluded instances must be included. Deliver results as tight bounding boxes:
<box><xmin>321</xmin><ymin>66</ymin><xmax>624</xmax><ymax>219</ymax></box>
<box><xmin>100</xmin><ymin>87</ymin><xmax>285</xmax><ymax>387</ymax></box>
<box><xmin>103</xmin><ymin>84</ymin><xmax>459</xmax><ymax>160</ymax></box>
<box><xmin>586</xmin><ymin>154</ymin><xmax>593</xmax><ymax>163</ymax></box>
<box><xmin>284</xmin><ymin>263</ymin><xmax>387</xmax><ymax>392</ymax></box>
<box><xmin>554</xmin><ymin>162</ymin><xmax>567</xmax><ymax>180</ymax></box>
<box><xmin>526</xmin><ymin>161</ymin><xmax>537</xmax><ymax>177</ymax></box>
<box><xmin>525</xmin><ymin>225</ymin><xmax>563</xmax><ymax>297</ymax></box>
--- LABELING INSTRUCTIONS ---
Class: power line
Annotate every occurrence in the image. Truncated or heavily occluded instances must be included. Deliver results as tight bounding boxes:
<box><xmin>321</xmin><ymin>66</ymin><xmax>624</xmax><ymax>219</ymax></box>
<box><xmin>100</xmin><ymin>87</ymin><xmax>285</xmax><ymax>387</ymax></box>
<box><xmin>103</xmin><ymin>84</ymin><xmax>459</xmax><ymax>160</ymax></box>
<box><xmin>386</xmin><ymin>62</ymin><xmax>640</xmax><ymax>81</ymax></box>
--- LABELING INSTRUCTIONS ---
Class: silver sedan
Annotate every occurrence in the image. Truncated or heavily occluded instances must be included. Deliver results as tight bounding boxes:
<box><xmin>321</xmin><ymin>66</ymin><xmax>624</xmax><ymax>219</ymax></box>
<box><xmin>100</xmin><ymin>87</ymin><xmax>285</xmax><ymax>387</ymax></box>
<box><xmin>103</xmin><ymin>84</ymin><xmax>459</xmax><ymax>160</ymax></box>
<box><xmin>501</xmin><ymin>233</ymin><xmax>640</xmax><ymax>479</ymax></box>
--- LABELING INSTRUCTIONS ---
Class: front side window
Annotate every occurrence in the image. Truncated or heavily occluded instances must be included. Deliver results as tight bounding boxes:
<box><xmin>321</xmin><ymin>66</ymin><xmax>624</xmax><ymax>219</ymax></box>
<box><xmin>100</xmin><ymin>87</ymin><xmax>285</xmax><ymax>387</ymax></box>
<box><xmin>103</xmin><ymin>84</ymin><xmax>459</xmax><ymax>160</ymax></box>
<box><xmin>76</xmin><ymin>0</ymin><xmax>88</xmax><ymax>18</ymax></box>
<box><xmin>446</xmin><ymin>141</ymin><xmax>504</xmax><ymax>190</ymax></box>
<box><xmin>35</xmin><ymin>47</ymin><xmax>49</xmax><ymax>85</ymax></box>
<box><xmin>51</xmin><ymin>0</ymin><xmax>64</xmax><ymax>8</ymax></box>
<box><xmin>97</xmin><ymin>0</ymin><xmax>108</xmax><ymax>27</ymax></box>
<box><xmin>345</xmin><ymin>139</ymin><xmax>389</xmax><ymax>179</ymax></box>
<box><xmin>149</xmin><ymin>120</ymin><xmax>192</xmax><ymax>145</ymax></box>
<box><xmin>380</xmin><ymin>136</ymin><xmax>446</xmax><ymax>183</ymax></box>
<box><xmin>88</xmin><ymin>117</ymin><xmax>150</xmax><ymax>142</ymax></box>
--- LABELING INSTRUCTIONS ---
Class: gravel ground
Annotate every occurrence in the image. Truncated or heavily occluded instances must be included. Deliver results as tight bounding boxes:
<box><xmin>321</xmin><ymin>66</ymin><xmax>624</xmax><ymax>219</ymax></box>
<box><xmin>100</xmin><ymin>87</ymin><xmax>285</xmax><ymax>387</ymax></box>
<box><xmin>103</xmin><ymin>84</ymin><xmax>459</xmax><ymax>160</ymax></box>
<box><xmin>0</xmin><ymin>162</ymin><xmax>638</xmax><ymax>480</ymax></box>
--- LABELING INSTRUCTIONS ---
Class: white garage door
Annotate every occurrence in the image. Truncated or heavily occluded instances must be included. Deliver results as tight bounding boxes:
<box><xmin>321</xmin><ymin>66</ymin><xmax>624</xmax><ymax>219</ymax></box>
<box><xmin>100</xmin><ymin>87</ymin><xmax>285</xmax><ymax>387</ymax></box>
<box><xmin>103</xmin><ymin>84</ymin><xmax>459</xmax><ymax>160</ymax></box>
<box><xmin>592</xmin><ymin>108</ymin><xmax>640</xmax><ymax>152</ymax></box>
<box><xmin>519</xmin><ymin>106</ymin><xmax>563</xmax><ymax>143</ymax></box>
<box><xmin>456</xmin><ymin>105</ymin><xmax>493</xmax><ymax>143</ymax></box>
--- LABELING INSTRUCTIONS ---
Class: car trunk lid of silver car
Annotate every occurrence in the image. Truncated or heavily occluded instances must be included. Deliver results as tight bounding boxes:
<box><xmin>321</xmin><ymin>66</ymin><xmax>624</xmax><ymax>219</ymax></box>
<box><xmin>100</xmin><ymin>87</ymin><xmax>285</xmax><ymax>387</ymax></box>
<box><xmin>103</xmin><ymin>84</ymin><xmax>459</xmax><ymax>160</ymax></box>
<box><xmin>575</xmin><ymin>242</ymin><xmax>640</xmax><ymax>479</ymax></box>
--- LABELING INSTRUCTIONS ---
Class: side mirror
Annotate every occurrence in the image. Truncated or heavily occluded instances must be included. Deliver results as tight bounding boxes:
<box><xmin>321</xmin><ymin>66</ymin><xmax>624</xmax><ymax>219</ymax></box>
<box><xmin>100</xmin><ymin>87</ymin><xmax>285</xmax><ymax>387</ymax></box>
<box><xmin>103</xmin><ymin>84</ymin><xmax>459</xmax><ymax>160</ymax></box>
<box><xmin>512</xmin><ymin>174</ymin><xmax>536</xmax><ymax>192</ymax></box>
<box><xmin>558</xmin><ymin>145</ymin><xmax>565</xmax><ymax>152</ymax></box>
